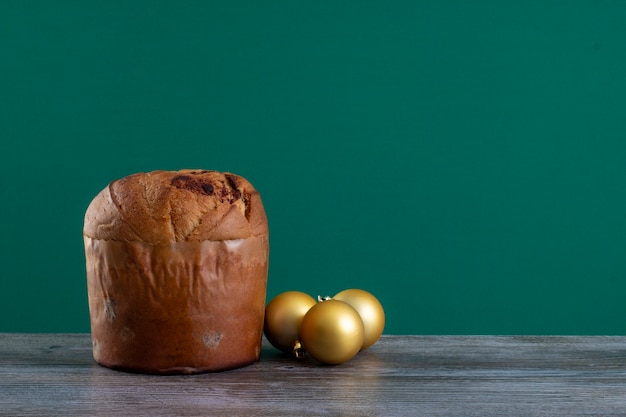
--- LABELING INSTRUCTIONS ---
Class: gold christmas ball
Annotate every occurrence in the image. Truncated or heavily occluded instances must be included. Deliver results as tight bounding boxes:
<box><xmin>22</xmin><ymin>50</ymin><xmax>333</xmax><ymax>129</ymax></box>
<box><xmin>264</xmin><ymin>291</ymin><xmax>317</xmax><ymax>353</ymax></box>
<box><xmin>333</xmin><ymin>289</ymin><xmax>385</xmax><ymax>350</ymax></box>
<box><xmin>299</xmin><ymin>299</ymin><xmax>364</xmax><ymax>365</ymax></box>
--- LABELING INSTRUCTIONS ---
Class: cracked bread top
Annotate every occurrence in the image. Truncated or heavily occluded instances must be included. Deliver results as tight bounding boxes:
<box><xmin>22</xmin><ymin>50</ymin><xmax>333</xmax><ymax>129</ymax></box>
<box><xmin>83</xmin><ymin>170</ymin><xmax>268</xmax><ymax>243</ymax></box>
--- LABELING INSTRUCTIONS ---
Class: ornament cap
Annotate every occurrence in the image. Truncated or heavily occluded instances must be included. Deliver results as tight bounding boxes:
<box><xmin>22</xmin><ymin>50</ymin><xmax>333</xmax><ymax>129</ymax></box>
<box><xmin>292</xmin><ymin>340</ymin><xmax>306</xmax><ymax>359</ymax></box>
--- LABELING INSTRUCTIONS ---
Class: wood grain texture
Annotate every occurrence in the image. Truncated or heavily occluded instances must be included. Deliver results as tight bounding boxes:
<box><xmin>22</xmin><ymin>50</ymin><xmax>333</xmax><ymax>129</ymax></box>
<box><xmin>1</xmin><ymin>334</ymin><xmax>626</xmax><ymax>416</ymax></box>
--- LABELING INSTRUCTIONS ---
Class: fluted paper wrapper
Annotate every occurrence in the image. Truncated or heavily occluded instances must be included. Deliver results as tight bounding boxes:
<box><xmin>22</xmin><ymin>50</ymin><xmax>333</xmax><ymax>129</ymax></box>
<box><xmin>84</xmin><ymin>236</ymin><xmax>269</xmax><ymax>374</ymax></box>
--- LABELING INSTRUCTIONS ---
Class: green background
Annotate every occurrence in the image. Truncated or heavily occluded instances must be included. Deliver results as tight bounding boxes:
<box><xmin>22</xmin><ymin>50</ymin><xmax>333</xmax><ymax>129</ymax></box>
<box><xmin>2</xmin><ymin>1</ymin><xmax>626</xmax><ymax>335</ymax></box>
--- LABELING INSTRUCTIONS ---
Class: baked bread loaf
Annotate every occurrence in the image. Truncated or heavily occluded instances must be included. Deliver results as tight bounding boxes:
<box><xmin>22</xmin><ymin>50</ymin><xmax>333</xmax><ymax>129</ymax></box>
<box><xmin>83</xmin><ymin>170</ymin><xmax>269</xmax><ymax>374</ymax></box>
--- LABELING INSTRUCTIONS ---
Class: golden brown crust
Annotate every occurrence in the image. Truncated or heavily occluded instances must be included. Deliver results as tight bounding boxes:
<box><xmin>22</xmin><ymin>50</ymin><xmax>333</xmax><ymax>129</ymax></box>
<box><xmin>84</xmin><ymin>170</ymin><xmax>268</xmax><ymax>243</ymax></box>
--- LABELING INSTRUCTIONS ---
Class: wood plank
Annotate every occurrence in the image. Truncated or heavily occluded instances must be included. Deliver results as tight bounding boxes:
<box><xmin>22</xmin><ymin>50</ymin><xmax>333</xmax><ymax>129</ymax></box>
<box><xmin>1</xmin><ymin>334</ymin><xmax>626</xmax><ymax>416</ymax></box>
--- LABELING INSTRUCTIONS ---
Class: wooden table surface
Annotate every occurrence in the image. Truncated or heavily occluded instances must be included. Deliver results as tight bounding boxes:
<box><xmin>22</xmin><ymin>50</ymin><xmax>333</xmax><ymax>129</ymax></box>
<box><xmin>1</xmin><ymin>334</ymin><xmax>626</xmax><ymax>416</ymax></box>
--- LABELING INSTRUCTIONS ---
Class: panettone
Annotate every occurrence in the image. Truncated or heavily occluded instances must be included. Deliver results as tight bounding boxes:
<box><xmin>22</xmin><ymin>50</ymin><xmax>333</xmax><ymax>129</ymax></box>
<box><xmin>83</xmin><ymin>170</ymin><xmax>269</xmax><ymax>374</ymax></box>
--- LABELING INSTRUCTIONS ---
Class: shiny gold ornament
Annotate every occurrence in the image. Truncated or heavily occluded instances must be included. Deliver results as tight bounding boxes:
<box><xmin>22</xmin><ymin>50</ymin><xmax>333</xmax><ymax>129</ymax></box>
<box><xmin>333</xmin><ymin>289</ymin><xmax>385</xmax><ymax>350</ymax></box>
<box><xmin>264</xmin><ymin>291</ymin><xmax>316</xmax><ymax>356</ymax></box>
<box><xmin>299</xmin><ymin>299</ymin><xmax>364</xmax><ymax>365</ymax></box>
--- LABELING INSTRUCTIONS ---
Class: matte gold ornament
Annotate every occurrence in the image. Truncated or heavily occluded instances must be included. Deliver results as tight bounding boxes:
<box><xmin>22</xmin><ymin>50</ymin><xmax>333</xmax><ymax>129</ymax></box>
<box><xmin>299</xmin><ymin>299</ymin><xmax>364</xmax><ymax>365</ymax></box>
<box><xmin>263</xmin><ymin>291</ymin><xmax>316</xmax><ymax>356</ymax></box>
<box><xmin>333</xmin><ymin>288</ymin><xmax>385</xmax><ymax>350</ymax></box>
